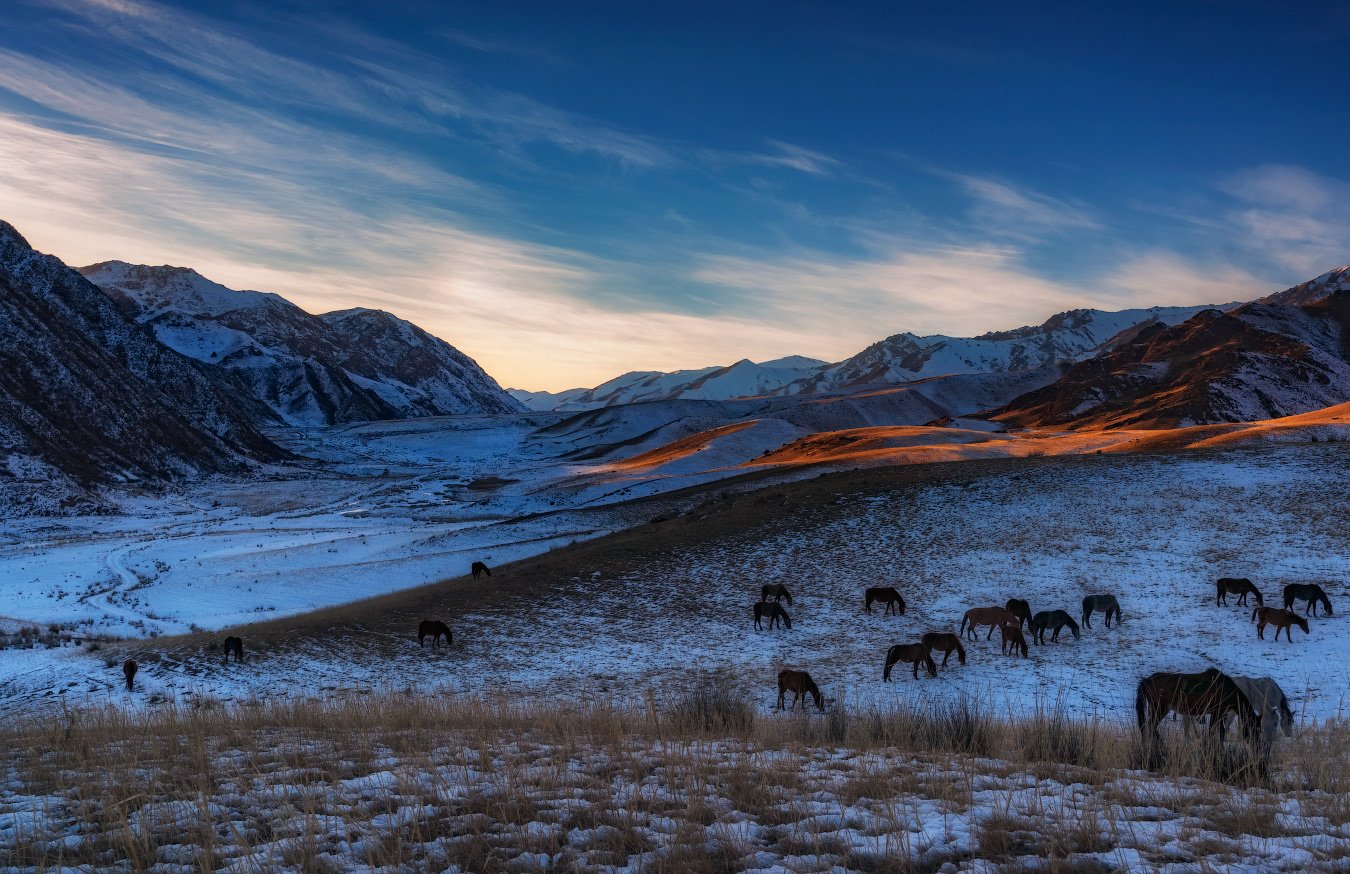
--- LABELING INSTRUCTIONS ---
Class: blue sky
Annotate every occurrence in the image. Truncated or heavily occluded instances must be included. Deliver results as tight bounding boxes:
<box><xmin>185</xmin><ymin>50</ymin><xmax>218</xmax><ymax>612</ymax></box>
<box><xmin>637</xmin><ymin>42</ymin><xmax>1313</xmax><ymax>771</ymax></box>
<box><xmin>1</xmin><ymin>0</ymin><xmax>1346</xmax><ymax>390</ymax></box>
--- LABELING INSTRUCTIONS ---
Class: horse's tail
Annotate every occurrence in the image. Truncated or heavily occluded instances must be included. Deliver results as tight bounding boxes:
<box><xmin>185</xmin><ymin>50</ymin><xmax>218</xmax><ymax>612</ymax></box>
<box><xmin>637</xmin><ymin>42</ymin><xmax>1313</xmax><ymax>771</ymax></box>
<box><xmin>883</xmin><ymin>647</ymin><xmax>895</xmax><ymax>681</ymax></box>
<box><xmin>924</xmin><ymin>652</ymin><xmax>937</xmax><ymax>676</ymax></box>
<box><xmin>864</xmin><ymin>592</ymin><xmax>871</xmax><ymax>613</ymax></box>
<box><xmin>1250</xmin><ymin>606</ymin><xmax>1260</xmax><ymax>623</ymax></box>
<box><xmin>959</xmin><ymin>612</ymin><xmax>970</xmax><ymax>636</ymax></box>
<box><xmin>1216</xmin><ymin>579</ymin><xmax>1223</xmax><ymax>605</ymax></box>
<box><xmin>1134</xmin><ymin>680</ymin><xmax>1149</xmax><ymax>734</ymax></box>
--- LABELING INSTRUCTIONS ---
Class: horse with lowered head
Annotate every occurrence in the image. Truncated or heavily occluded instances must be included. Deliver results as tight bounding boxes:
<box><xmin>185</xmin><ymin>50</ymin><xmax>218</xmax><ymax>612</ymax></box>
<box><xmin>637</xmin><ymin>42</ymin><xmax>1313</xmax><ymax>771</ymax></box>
<box><xmin>777</xmin><ymin>669</ymin><xmax>823</xmax><ymax>711</ymax></box>
<box><xmin>761</xmin><ymin>583</ymin><xmax>793</xmax><ymax>605</ymax></box>
<box><xmin>1136</xmin><ymin>668</ymin><xmax>1259</xmax><ymax>742</ymax></box>
<box><xmin>1283</xmin><ymin>583</ymin><xmax>1332</xmax><ymax>617</ymax></box>
<box><xmin>1252</xmin><ymin>607</ymin><xmax>1309</xmax><ymax>642</ymax></box>
<box><xmin>1216</xmin><ymin>577</ymin><xmax>1262</xmax><ymax>607</ymax></box>
<box><xmin>1004</xmin><ymin>598</ymin><xmax>1032</xmax><ymax>629</ymax></box>
<box><xmin>883</xmin><ymin>643</ymin><xmax>936</xmax><ymax>680</ymax></box>
<box><xmin>753</xmin><ymin>602</ymin><xmax>792</xmax><ymax>631</ymax></box>
<box><xmin>864</xmin><ymin>587</ymin><xmax>905</xmax><ymax>615</ymax></box>
<box><xmin>223</xmin><ymin>636</ymin><xmax>244</xmax><ymax>664</ymax></box>
<box><xmin>471</xmin><ymin>561</ymin><xmax>491</xmax><ymax>579</ymax></box>
<box><xmin>921</xmin><ymin>632</ymin><xmax>966</xmax><ymax>666</ymax></box>
<box><xmin>1220</xmin><ymin>676</ymin><xmax>1295</xmax><ymax>743</ymax></box>
<box><xmin>1000</xmin><ymin>623</ymin><xmax>1029</xmax><ymax>657</ymax></box>
<box><xmin>1082</xmin><ymin>594</ymin><xmax>1122</xmax><ymax>629</ymax></box>
<box><xmin>1029</xmin><ymin>610</ymin><xmax>1080</xmax><ymax>644</ymax></box>
<box><xmin>418</xmin><ymin>620</ymin><xmax>453</xmax><ymax>648</ymax></box>
<box><xmin>960</xmin><ymin>606</ymin><xmax>1017</xmax><ymax>641</ymax></box>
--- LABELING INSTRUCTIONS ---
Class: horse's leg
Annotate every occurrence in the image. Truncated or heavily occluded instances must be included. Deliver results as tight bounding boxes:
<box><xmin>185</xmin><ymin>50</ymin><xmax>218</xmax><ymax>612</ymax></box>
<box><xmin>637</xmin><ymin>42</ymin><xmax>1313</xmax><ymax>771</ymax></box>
<box><xmin>985</xmin><ymin>623</ymin><xmax>995</xmax><ymax>641</ymax></box>
<box><xmin>940</xmin><ymin>649</ymin><xmax>951</xmax><ymax>667</ymax></box>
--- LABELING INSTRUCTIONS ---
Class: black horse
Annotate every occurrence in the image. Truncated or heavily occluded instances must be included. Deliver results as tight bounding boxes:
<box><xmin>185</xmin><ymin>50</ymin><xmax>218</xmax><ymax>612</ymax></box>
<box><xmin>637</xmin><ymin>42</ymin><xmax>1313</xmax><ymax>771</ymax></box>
<box><xmin>471</xmin><ymin>561</ymin><xmax>492</xmax><ymax>579</ymax></box>
<box><xmin>1004</xmin><ymin>598</ymin><xmax>1032</xmax><ymax>629</ymax></box>
<box><xmin>753</xmin><ymin>602</ymin><xmax>792</xmax><ymax>631</ymax></box>
<box><xmin>123</xmin><ymin>659</ymin><xmax>137</xmax><ymax>691</ymax></box>
<box><xmin>761</xmin><ymin>583</ymin><xmax>794</xmax><ymax>605</ymax></box>
<box><xmin>1029</xmin><ymin>610</ymin><xmax>1080</xmax><ymax>644</ymax></box>
<box><xmin>223</xmin><ymin>636</ymin><xmax>245</xmax><ymax>664</ymax></box>
<box><xmin>1136</xmin><ymin>668</ymin><xmax>1258</xmax><ymax>743</ymax></box>
<box><xmin>418</xmin><ymin>620</ymin><xmax>453</xmax><ymax>648</ymax></box>
<box><xmin>1081</xmin><ymin>594</ymin><xmax>1122</xmax><ymax>629</ymax></box>
<box><xmin>1283</xmin><ymin>583</ymin><xmax>1332</xmax><ymax>617</ymax></box>
<box><xmin>883</xmin><ymin>643</ymin><xmax>937</xmax><ymax>680</ymax></box>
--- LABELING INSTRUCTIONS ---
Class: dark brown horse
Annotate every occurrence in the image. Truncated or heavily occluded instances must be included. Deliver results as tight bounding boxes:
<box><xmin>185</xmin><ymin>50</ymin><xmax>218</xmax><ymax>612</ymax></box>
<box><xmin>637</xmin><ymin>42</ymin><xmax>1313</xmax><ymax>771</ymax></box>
<box><xmin>1029</xmin><ymin>610</ymin><xmax>1080</xmax><ymax>644</ymax></box>
<box><xmin>122</xmin><ymin>659</ymin><xmax>137</xmax><ymax>691</ymax></box>
<box><xmin>1082</xmin><ymin>594</ymin><xmax>1122</xmax><ymax>629</ymax></box>
<box><xmin>777</xmin><ymin>669</ymin><xmax>823</xmax><ymax>711</ymax></box>
<box><xmin>418</xmin><ymin>620</ymin><xmax>453</xmax><ymax>648</ymax></box>
<box><xmin>1283</xmin><ymin>583</ymin><xmax>1332</xmax><ymax>617</ymax></box>
<box><xmin>921</xmin><ymin>632</ymin><xmax>967</xmax><ymax>666</ymax></box>
<box><xmin>883</xmin><ymin>643</ymin><xmax>937</xmax><ymax>680</ymax></box>
<box><xmin>864</xmin><ymin>586</ymin><xmax>905</xmax><ymax>615</ymax></box>
<box><xmin>1000</xmin><ymin>623</ymin><xmax>1029</xmax><ymax>657</ymax></box>
<box><xmin>223</xmin><ymin>636</ymin><xmax>244</xmax><ymax>664</ymax></box>
<box><xmin>1135</xmin><ymin>668</ymin><xmax>1259</xmax><ymax>742</ymax></box>
<box><xmin>761</xmin><ymin>583</ymin><xmax>794</xmax><ymax>605</ymax></box>
<box><xmin>1216</xmin><ymin>577</ymin><xmax>1262</xmax><ymax>607</ymax></box>
<box><xmin>471</xmin><ymin>561</ymin><xmax>491</xmax><ymax>579</ymax></box>
<box><xmin>1252</xmin><ymin>607</ymin><xmax>1309</xmax><ymax>642</ymax></box>
<box><xmin>753</xmin><ymin>602</ymin><xmax>792</xmax><ymax>631</ymax></box>
<box><xmin>1004</xmin><ymin>598</ymin><xmax>1032</xmax><ymax>629</ymax></box>
<box><xmin>960</xmin><ymin>606</ymin><xmax>1017</xmax><ymax>641</ymax></box>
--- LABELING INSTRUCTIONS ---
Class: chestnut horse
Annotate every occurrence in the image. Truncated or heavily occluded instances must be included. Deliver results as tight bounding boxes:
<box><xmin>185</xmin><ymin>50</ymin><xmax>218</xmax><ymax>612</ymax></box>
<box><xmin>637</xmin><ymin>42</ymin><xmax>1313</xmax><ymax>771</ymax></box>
<box><xmin>1029</xmin><ymin>610</ymin><xmax>1080</xmax><ymax>644</ymax></box>
<box><xmin>1004</xmin><ymin>598</ymin><xmax>1032</xmax><ymax>630</ymax></box>
<box><xmin>418</xmin><ymin>620</ymin><xmax>453</xmax><ymax>648</ymax></box>
<box><xmin>223</xmin><ymin>636</ymin><xmax>244</xmax><ymax>664</ymax></box>
<box><xmin>1216</xmin><ymin>577</ymin><xmax>1262</xmax><ymax>607</ymax></box>
<box><xmin>1000</xmin><ymin>623</ymin><xmax>1028</xmax><ymax>657</ymax></box>
<box><xmin>1252</xmin><ymin>607</ymin><xmax>1309</xmax><ymax>642</ymax></box>
<box><xmin>921</xmin><ymin>632</ymin><xmax>966</xmax><ymax>666</ymax></box>
<box><xmin>122</xmin><ymin>659</ymin><xmax>137</xmax><ymax>691</ymax></box>
<box><xmin>1081</xmin><ymin>594</ymin><xmax>1121</xmax><ymax>629</ymax></box>
<box><xmin>753</xmin><ymin>602</ymin><xmax>792</xmax><ymax>631</ymax></box>
<box><xmin>777</xmin><ymin>669</ymin><xmax>823</xmax><ymax>711</ymax></box>
<box><xmin>883</xmin><ymin>643</ymin><xmax>937</xmax><ymax>680</ymax></box>
<box><xmin>960</xmin><ymin>606</ymin><xmax>1016</xmax><ymax>641</ymax></box>
<box><xmin>1283</xmin><ymin>583</ymin><xmax>1332</xmax><ymax>617</ymax></box>
<box><xmin>1136</xmin><ymin>668</ymin><xmax>1258</xmax><ymax>742</ymax></box>
<box><xmin>761</xmin><ymin>583</ymin><xmax>794</xmax><ymax>605</ymax></box>
<box><xmin>864</xmin><ymin>587</ymin><xmax>905</xmax><ymax>616</ymax></box>
<box><xmin>471</xmin><ymin>561</ymin><xmax>491</xmax><ymax>579</ymax></box>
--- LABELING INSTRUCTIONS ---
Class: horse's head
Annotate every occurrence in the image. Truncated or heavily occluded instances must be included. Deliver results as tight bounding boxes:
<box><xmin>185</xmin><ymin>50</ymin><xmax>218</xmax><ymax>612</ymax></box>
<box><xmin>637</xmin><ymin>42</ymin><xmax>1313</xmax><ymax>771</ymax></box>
<box><xmin>782</xmin><ymin>612</ymin><xmax>793</xmax><ymax>630</ymax></box>
<box><xmin>1294</xmin><ymin>614</ymin><xmax>1310</xmax><ymax>634</ymax></box>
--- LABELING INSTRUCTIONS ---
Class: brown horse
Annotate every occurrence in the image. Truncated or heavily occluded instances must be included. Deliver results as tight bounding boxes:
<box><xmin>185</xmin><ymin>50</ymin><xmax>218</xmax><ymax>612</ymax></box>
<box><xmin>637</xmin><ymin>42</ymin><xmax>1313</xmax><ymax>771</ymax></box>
<box><xmin>883</xmin><ymin>643</ymin><xmax>937</xmax><ymax>680</ymax></box>
<box><xmin>471</xmin><ymin>561</ymin><xmax>491</xmax><ymax>579</ymax></box>
<box><xmin>777</xmin><ymin>669</ymin><xmax>823</xmax><ymax>711</ymax></box>
<box><xmin>1252</xmin><ymin>607</ymin><xmax>1309</xmax><ymax>642</ymax></box>
<box><xmin>223</xmin><ymin>636</ymin><xmax>244</xmax><ymax>664</ymax></box>
<box><xmin>418</xmin><ymin>620</ymin><xmax>453</xmax><ymax>648</ymax></box>
<box><xmin>1216</xmin><ymin>577</ymin><xmax>1262</xmax><ymax>607</ymax></box>
<box><xmin>1004</xmin><ymin>598</ymin><xmax>1032</xmax><ymax>629</ymax></box>
<box><xmin>1283</xmin><ymin>583</ymin><xmax>1333</xmax><ymax>617</ymax></box>
<box><xmin>960</xmin><ymin>606</ymin><xmax>1016</xmax><ymax>641</ymax></box>
<box><xmin>753</xmin><ymin>602</ymin><xmax>792</xmax><ymax>631</ymax></box>
<box><xmin>1135</xmin><ymin>668</ymin><xmax>1259</xmax><ymax>742</ymax></box>
<box><xmin>921</xmin><ymin>632</ymin><xmax>967</xmax><ymax>666</ymax></box>
<box><xmin>864</xmin><ymin>587</ymin><xmax>905</xmax><ymax>615</ymax></box>
<box><xmin>761</xmin><ymin>583</ymin><xmax>794</xmax><ymax>605</ymax></box>
<box><xmin>1000</xmin><ymin>623</ymin><xmax>1029</xmax><ymax>657</ymax></box>
<box><xmin>122</xmin><ymin>659</ymin><xmax>137</xmax><ymax>691</ymax></box>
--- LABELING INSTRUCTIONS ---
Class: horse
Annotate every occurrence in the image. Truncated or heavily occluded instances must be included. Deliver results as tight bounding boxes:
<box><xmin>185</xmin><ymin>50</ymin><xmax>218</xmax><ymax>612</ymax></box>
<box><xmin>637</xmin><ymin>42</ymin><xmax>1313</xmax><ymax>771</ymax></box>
<box><xmin>223</xmin><ymin>636</ymin><xmax>244</xmax><ymax>664</ymax></box>
<box><xmin>777</xmin><ymin>669</ymin><xmax>823</xmax><ymax>711</ymax></box>
<box><xmin>1283</xmin><ymin>583</ymin><xmax>1333</xmax><ymax>617</ymax></box>
<box><xmin>920</xmin><ymin>632</ymin><xmax>966</xmax><ymax>667</ymax></box>
<box><xmin>122</xmin><ymin>659</ymin><xmax>137</xmax><ymax>691</ymax></box>
<box><xmin>1252</xmin><ymin>607</ymin><xmax>1309</xmax><ymax>642</ymax></box>
<box><xmin>1217</xmin><ymin>677</ymin><xmax>1295</xmax><ymax>744</ymax></box>
<box><xmin>1216</xmin><ymin>577</ymin><xmax>1262</xmax><ymax>607</ymax></box>
<box><xmin>864</xmin><ymin>587</ymin><xmax>904</xmax><ymax>615</ymax></box>
<box><xmin>761</xmin><ymin>583</ymin><xmax>794</xmax><ymax>605</ymax></box>
<box><xmin>883</xmin><ymin>643</ymin><xmax>937</xmax><ymax>680</ymax></box>
<box><xmin>1082</xmin><ymin>594</ymin><xmax>1122</xmax><ymax>629</ymax></box>
<box><xmin>471</xmin><ymin>561</ymin><xmax>491</xmax><ymax>579</ymax></box>
<box><xmin>418</xmin><ymin>620</ymin><xmax>453</xmax><ymax>648</ymax></box>
<box><xmin>1000</xmin><ymin>623</ymin><xmax>1029</xmax><ymax>657</ymax></box>
<box><xmin>960</xmin><ymin>606</ymin><xmax>1017</xmax><ymax>641</ymax></box>
<box><xmin>1135</xmin><ymin>668</ymin><xmax>1259</xmax><ymax>743</ymax></box>
<box><xmin>753</xmin><ymin>602</ymin><xmax>792</xmax><ymax>631</ymax></box>
<box><xmin>1004</xmin><ymin>598</ymin><xmax>1032</xmax><ymax>630</ymax></box>
<box><xmin>1029</xmin><ymin>610</ymin><xmax>1080</xmax><ymax>644</ymax></box>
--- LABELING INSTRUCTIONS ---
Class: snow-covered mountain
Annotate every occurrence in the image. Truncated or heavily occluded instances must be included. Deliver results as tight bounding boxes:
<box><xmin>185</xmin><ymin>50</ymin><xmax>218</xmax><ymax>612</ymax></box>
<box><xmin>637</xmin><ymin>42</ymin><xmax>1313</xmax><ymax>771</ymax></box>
<box><xmin>1257</xmin><ymin>265</ymin><xmax>1350</xmax><ymax>307</ymax></box>
<box><xmin>510</xmin><ymin>355</ymin><xmax>828</xmax><ymax>411</ymax></box>
<box><xmin>0</xmin><ymin>222</ymin><xmax>286</xmax><ymax>513</ymax></box>
<box><xmin>81</xmin><ymin>262</ymin><xmax>524</xmax><ymax>426</ymax></box>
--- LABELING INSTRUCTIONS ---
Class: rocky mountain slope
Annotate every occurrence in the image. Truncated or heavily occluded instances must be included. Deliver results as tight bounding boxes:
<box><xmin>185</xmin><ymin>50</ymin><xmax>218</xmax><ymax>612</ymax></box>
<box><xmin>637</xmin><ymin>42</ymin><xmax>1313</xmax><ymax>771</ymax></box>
<box><xmin>81</xmin><ymin>262</ymin><xmax>523</xmax><ymax>426</ymax></box>
<box><xmin>0</xmin><ymin>223</ymin><xmax>286</xmax><ymax>512</ymax></box>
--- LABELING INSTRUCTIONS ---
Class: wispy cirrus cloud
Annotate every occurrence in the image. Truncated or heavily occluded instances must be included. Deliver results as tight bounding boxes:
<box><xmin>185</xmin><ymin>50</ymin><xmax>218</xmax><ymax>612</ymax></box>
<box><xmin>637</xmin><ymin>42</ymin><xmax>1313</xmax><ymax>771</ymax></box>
<box><xmin>702</xmin><ymin>140</ymin><xmax>843</xmax><ymax>176</ymax></box>
<box><xmin>1219</xmin><ymin>165</ymin><xmax>1350</xmax><ymax>274</ymax></box>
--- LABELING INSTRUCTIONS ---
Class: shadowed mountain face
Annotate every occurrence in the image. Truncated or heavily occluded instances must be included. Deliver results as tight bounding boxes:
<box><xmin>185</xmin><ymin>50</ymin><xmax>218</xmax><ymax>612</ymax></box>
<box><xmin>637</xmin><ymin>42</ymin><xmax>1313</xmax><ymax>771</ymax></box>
<box><xmin>81</xmin><ymin>262</ymin><xmax>524</xmax><ymax>426</ymax></box>
<box><xmin>0</xmin><ymin>222</ymin><xmax>286</xmax><ymax>504</ymax></box>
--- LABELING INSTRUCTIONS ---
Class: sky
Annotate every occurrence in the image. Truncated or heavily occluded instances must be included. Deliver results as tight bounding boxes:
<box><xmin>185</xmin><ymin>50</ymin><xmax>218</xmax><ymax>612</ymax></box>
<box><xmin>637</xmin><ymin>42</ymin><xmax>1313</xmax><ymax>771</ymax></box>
<box><xmin>1</xmin><ymin>1</ymin><xmax>1347</xmax><ymax>391</ymax></box>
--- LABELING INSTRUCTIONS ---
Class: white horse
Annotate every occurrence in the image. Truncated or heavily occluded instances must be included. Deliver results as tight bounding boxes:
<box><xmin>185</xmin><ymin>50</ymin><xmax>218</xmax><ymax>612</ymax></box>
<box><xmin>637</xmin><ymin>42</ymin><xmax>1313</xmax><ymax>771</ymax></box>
<box><xmin>1184</xmin><ymin>676</ymin><xmax>1294</xmax><ymax>744</ymax></box>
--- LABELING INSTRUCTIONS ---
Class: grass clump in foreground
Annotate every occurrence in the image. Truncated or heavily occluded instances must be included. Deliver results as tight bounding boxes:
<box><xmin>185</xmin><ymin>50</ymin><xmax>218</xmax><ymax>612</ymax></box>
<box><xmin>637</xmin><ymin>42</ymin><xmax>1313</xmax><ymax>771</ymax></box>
<box><xmin>2</xmin><ymin>687</ymin><xmax>1348</xmax><ymax>873</ymax></box>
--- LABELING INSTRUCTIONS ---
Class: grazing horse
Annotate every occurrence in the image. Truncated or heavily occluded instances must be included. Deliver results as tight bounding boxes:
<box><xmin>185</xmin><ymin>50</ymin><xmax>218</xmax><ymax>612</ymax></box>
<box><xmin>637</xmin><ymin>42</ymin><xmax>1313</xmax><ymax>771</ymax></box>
<box><xmin>1029</xmin><ymin>610</ymin><xmax>1080</xmax><ymax>644</ymax></box>
<box><xmin>223</xmin><ymin>636</ymin><xmax>244</xmax><ymax>665</ymax></box>
<box><xmin>761</xmin><ymin>583</ymin><xmax>794</xmax><ymax>605</ymax></box>
<box><xmin>471</xmin><ymin>561</ymin><xmax>491</xmax><ymax>579</ymax></box>
<box><xmin>1136</xmin><ymin>668</ymin><xmax>1258</xmax><ymax>743</ymax></box>
<box><xmin>883</xmin><ymin>643</ymin><xmax>937</xmax><ymax>680</ymax></box>
<box><xmin>1216</xmin><ymin>577</ymin><xmax>1262</xmax><ymax>607</ymax></box>
<box><xmin>864</xmin><ymin>587</ymin><xmax>905</xmax><ymax>616</ymax></box>
<box><xmin>1000</xmin><ymin>623</ymin><xmax>1029</xmax><ymax>657</ymax></box>
<box><xmin>1283</xmin><ymin>583</ymin><xmax>1333</xmax><ymax>617</ymax></box>
<box><xmin>777</xmin><ymin>669</ymin><xmax>823</xmax><ymax>711</ymax></box>
<box><xmin>1212</xmin><ymin>676</ymin><xmax>1294</xmax><ymax>744</ymax></box>
<box><xmin>753</xmin><ymin>602</ymin><xmax>792</xmax><ymax>631</ymax></box>
<box><xmin>1082</xmin><ymin>594</ymin><xmax>1122</xmax><ymax>629</ymax></box>
<box><xmin>122</xmin><ymin>659</ymin><xmax>137</xmax><ymax>691</ymax></box>
<box><xmin>418</xmin><ymin>620</ymin><xmax>453</xmax><ymax>648</ymax></box>
<box><xmin>921</xmin><ymin>632</ymin><xmax>967</xmax><ymax>666</ymax></box>
<box><xmin>960</xmin><ymin>606</ymin><xmax>1017</xmax><ymax>641</ymax></box>
<box><xmin>1004</xmin><ymin>598</ymin><xmax>1032</xmax><ymax>630</ymax></box>
<box><xmin>1252</xmin><ymin>607</ymin><xmax>1309</xmax><ymax>642</ymax></box>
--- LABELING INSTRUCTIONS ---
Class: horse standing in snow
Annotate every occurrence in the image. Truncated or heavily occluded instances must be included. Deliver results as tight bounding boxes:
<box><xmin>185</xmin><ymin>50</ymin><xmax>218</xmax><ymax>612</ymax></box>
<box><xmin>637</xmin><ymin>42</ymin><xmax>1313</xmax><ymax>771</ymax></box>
<box><xmin>418</xmin><ymin>620</ymin><xmax>453</xmax><ymax>648</ymax></box>
<box><xmin>883</xmin><ymin>643</ymin><xmax>936</xmax><ymax>680</ymax></box>
<box><xmin>1081</xmin><ymin>594</ymin><xmax>1122</xmax><ymax>629</ymax></box>
<box><xmin>1004</xmin><ymin>598</ymin><xmax>1032</xmax><ymax>629</ymax></box>
<box><xmin>777</xmin><ymin>670</ymin><xmax>824</xmax><ymax>711</ymax></box>
<box><xmin>223</xmin><ymin>636</ymin><xmax>245</xmax><ymax>664</ymax></box>
<box><xmin>1252</xmin><ymin>607</ymin><xmax>1309</xmax><ymax>642</ymax></box>
<box><xmin>1136</xmin><ymin>668</ymin><xmax>1258</xmax><ymax>743</ymax></box>
<box><xmin>960</xmin><ymin>606</ymin><xmax>1016</xmax><ymax>641</ymax></box>
<box><xmin>753</xmin><ymin>602</ymin><xmax>792</xmax><ymax>631</ymax></box>
<box><xmin>1216</xmin><ymin>577</ymin><xmax>1262</xmax><ymax>607</ymax></box>
<box><xmin>864</xmin><ymin>586</ymin><xmax>905</xmax><ymax>615</ymax></box>
<box><xmin>921</xmin><ymin>632</ymin><xmax>966</xmax><ymax>666</ymax></box>
<box><xmin>471</xmin><ymin>561</ymin><xmax>491</xmax><ymax>579</ymax></box>
<box><xmin>1000</xmin><ymin>623</ymin><xmax>1029</xmax><ymax>657</ymax></box>
<box><xmin>760</xmin><ymin>583</ymin><xmax>793</xmax><ymax>605</ymax></box>
<box><xmin>1283</xmin><ymin>583</ymin><xmax>1332</xmax><ymax>617</ymax></box>
<box><xmin>122</xmin><ymin>659</ymin><xmax>137</xmax><ymax>691</ymax></box>
<box><xmin>1029</xmin><ymin>610</ymin><xmax>1080</xmax><ymax>644</ymax></box>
